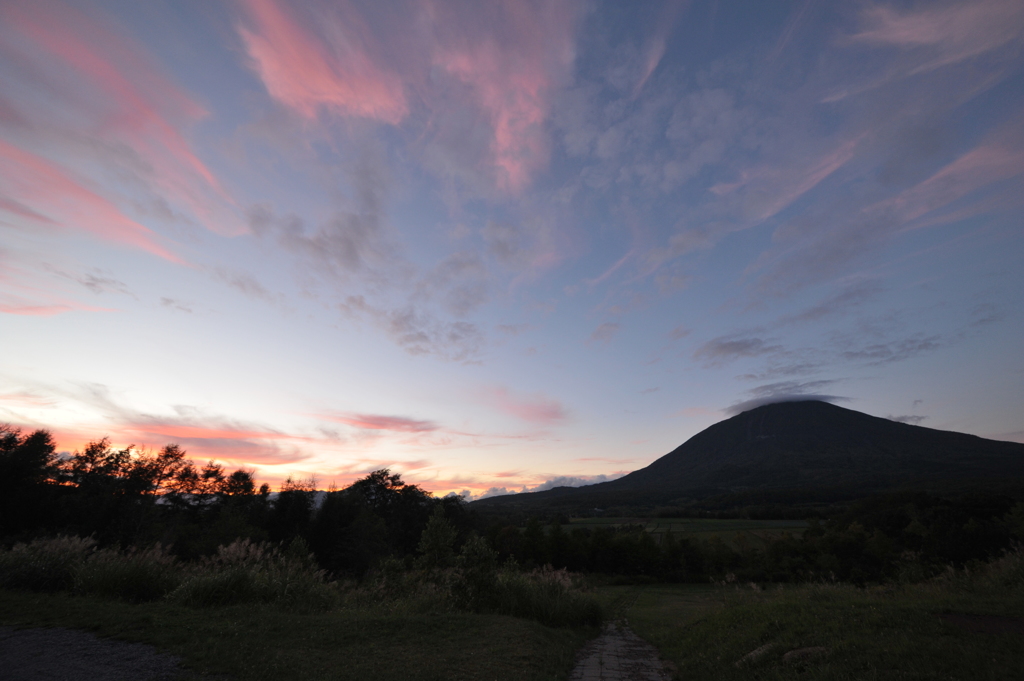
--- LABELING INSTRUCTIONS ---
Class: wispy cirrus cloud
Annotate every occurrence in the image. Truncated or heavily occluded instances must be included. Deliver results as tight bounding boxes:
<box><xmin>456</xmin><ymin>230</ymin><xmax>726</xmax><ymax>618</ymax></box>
<box><xmin>426</xmin><ymin>1</ymin><xmax>579</xmax><ymax>194</ymax></box>
<box><xmin>322</xmin><ymin>413</ymin><xmax>439</xmax><ymax>433</ymax></box>
<box><xmin>738</xmin><ymin>137</ymin><xmax>864</xmax><ymax>224</ymax></box>
<box><xmin>0</xmin><ymin>256</ymin><xmax>103</xmax><ymax>316</ymax></box>
<box><xmin>39</xmin><ymin>383</ymin><xmax>316</xmax><ymax>467</ymax></box>
<box><xmin>236</xmin><ymin>0</ymin><xmax>408</xmax><ymax>124</ymax></box>
<box><xmin>747</xmin><ymin>127</ymin><xmax>1024</xmax><ymax>298</ymax></box>
<box><xmin>0</xmin><ymin>0</ymin><xmax>236</xmax><ymax>235</ymax></box>
<box><xmin>0</xmin><ymin>300</ymin><xmax>107</xmax><ymax>316</ymax></box>
<box><xmin>776</xmin><ymin>281</ymin><xmax>883</xmax><ymax>326</ymax></box>
<box><xmin>0</xmin><ymin>140</ymin><xmax>182</xmax><ymax>263</ymax></box>
<box><xmin>822</xmin><ymin>0</ymin><xmax>1024</xmax><ymax>103</ymax></box>
<box><xmin>588</xmin><ymin>322</ymin><xmax>621</xmax><ymax>344</ymax></box>
<box><xmin>694</xmin><ymin>335</ymin><xmax>782</xmax><ymax>367</ymax></box>
<box><xmin>480</xmin><ymin>386</ymin><xmax>568</xmax><ymax>426</ymax></box>
<box><xmin>872</xmin><ymin>135</ymin><xmax>1024</xmax><ymax>227</ymax></box>
<box><xmin>841</xmin><ymin>333</ymin><xmax>943</xmax><ymax>365</ymax></box>
<box><xmin>233</xmin><ymin>0</ymin><xmax>580</xmax><ymax>195</ymax></box>
<box><xmin>0</xmin><ymin>391</ymin><xmax>56</xmax><ymax>408</ymax></box>
<box><xmin>849</xmin><ymin>0</ymin><xmax>1024</xmax><ymax>74</ymax></box>
<box><xmin>338</xmin><ymin>294</ymin><xmax>484</xmax><ymax>363</ymax></box>
<box><xmin>631</xmin><ymin>0</ymin><xmax>687</xmax><ymax>97</ymax></box>
<box><xmin>122</xmin><ymin>420</ymin><xmax>311</xmax><ymax>466</ymax></box>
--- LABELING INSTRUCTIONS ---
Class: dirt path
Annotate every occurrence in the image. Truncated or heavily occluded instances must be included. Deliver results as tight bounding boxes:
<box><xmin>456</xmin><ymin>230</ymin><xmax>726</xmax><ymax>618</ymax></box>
<box><xmin>568</xmin><ymin>621</ymin><xmax>673</xmax><ymax>681</ymax></box>
<box><xmin>0</xmin><ymin>626</ymin><xmax>186</xmax><ymax>680</ymax></box>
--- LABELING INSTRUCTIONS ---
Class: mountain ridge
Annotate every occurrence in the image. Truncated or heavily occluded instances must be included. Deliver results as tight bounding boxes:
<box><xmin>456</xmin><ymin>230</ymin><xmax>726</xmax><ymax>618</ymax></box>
<box><xmin>472</xmin><ymin>400</ymin><xmax>1024</xmax><ymax>510</ymax></box>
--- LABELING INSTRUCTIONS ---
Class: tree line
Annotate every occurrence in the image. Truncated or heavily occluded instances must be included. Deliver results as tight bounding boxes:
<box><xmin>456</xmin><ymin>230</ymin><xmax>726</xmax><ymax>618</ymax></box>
<box><xmin>0</xmin><ymin>425</ymin><xmax>466</xmax><ymax>575</ymax></box>
<box><xmin>483</xmin><ymin>491</ymin><xmax>1024</xmax><ymax>584</ymax></box>
<box><xmin>3</xmin><ymin>424</ymin><xmax>1023</xmax><ymax>585</ymax></box>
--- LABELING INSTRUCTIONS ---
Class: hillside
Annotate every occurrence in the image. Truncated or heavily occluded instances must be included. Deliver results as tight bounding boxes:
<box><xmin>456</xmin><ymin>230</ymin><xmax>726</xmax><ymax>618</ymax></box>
<box><xmin>473</xmin><ymin>400</ymin><xmax>1024</xmax><ymax>511</ymax></box>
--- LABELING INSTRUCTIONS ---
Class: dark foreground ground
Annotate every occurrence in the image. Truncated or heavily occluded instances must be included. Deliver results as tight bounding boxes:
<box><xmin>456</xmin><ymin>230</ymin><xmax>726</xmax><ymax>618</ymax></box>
<box><xmin>0</xmin><ymin>589</ymin><xmax>588</xmax><ymax>681</ymax></box>
<box><xmin>4</xmin><ymin>547</ymin><xmax>1023</xmax><ymax>681</ymax></box>
<box><xmin>0</xmin><ymin>626</ymin><xmax>187</xmax><ymax>681</ymax></box>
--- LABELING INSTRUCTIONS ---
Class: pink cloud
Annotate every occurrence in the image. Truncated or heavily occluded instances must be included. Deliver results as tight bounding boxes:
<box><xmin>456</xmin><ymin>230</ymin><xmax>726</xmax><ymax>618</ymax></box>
<box><xmin>323</xmin><ymin>413</ymin><xmax>439</xmax><ymax>433</ymax></box>
<box><xmin>481</xmin><ymin>386</ymin><xmax>568</xmax><ymax>425</ymax></box>
<box><xmin>0</xmin><ymin>139</ymin><xmax>183</xmax><ymax>263</ymax></box>
<box><xmin>0</xmin><ymin>197</ymin><xmax>57</xmax><ymax>224</ymax></box>
<box><xmin>868</xmin><ymin>134</ymin><xmax>1024</xmax><ymax>226</ymax></box>
<box><xmin>129</xmin><ymin>423</ymin><xmax>300</xmax><ymax>442</ymax></box>
<box><xmin>1</xmin><ymin>0</ymin><xmax>235</xmax><ymax>234</ymax></box>
<box><xmin>0</xmin><ymin>302</ymin><xmax>104</xmax><ymax>316</ymax></box>
<box><xmin>1</xmin><ymin>420</ymin><xmax>309</xmax><ymax>469</ymax></box>
<box><xmin>850</xmin><ymin>0</ymin><xmax>1024</xmax><ymax>73</ymax></box>
<box><xmin>236</xmin><ymin>0</ymin><xmax>408</xmax><ymax>124</ymax></box>
<box><xmin>429</xmin><ymin>2</ymin><xmax>579</xmax><ymax>194</ymax></box>
<box><xmin>749</xmin><ymin>136</ymin><xmax>863</xmax><ymax>222</ymax></box>
<box><xmin>632</xmin><ymin>0</ymin><xmax>688</xmax><ymax>97</ymax></box>
<box><xmin>897</xmin><ymin>147</ymin><xmax>1024</xmax><ymax>221</ymax></box>
<box><xmin>0</xmin><ymin>257</ymin><xmax>115</xmax><ymax>316</ymax></box>
<box><xmin>232</xmin><ymin>0</ymin><xmax>579</xmax><ymax>194</ymax></box>
<box><xmin>117</xmin><ymin>420</ymin><xmax>313</xmax><ymax>466</ymax></box>
<box><xmin>0</xmin><ymin>392</ymin><xmax>56</xmax><ymax>408</ymax></box>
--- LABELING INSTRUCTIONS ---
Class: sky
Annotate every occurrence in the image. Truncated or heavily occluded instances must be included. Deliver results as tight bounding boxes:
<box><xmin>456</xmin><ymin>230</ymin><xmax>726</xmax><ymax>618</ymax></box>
<box><xmin>2</xmin><ymin>0</ymin><xmax>1023</xmax><ymax>499</ymax></box>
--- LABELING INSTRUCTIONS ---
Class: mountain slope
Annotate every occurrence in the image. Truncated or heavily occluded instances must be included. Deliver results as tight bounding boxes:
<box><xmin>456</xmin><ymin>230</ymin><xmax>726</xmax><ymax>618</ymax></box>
<box><xmin>473</xmin><ymin>401</ymin><xmax>1024</xmax><ymax>510</ymax></box>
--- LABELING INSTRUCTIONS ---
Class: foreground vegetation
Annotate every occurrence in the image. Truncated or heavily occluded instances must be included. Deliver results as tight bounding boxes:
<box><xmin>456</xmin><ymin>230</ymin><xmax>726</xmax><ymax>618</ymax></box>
<box><xmin>0</xmin><ymin>589</ymin><xmax>590</xmax><ymax>681</ymax></box>
<box><xmin>0</xmin><ymin>532</ymin><xmax>601</xmax><ymax>680</ymax></box>
<box><xmin>0</xmin><ymin>530</ymin><xmax>601</xmax><ymax>627</ymax></box>
<box><xmin>5</xmin><ymin>540</ymin><xmax>1021</xmax><ymax>679</ymax></box>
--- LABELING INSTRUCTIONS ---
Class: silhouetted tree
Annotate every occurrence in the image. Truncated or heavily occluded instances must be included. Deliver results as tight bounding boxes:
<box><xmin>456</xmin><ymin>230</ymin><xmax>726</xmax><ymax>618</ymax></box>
<box><xmin>346</xmin><ymin>469</ymin><xmax>436</xmax><ymax>553</ymax></box>
<box><xmin>0</xmin><ymin>426</ymin><xmax>59</xmax><ymax>537</ymax></box>
<box><xmin>417</xmin><ymin>506</ymin><xmax>457</xmax><ymax>569</ymax></box>
<box><xmin>267</xmin><ymin>476</ymin><xmax>317</xmax><ymax>542</ymax></box>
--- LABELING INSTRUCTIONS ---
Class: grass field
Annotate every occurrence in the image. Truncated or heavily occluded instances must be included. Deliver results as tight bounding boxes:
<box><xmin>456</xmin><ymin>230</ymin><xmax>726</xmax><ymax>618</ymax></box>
<box><xmin>595</xmin><ymin>548</ymin><xmax>1024</xmax><ymax>680</ymax></box>
<box><xmin>0</xmin><ymin>589</ymin><xmax>593</xmax><ymax>681</ymax></box>
<box><xmin>567</xmin><ymin>517</ymin><xmax>807</xmax><ymax>549</ymax></box>
<box><xmin>5</xmin><ymin>540</ymin><xmax>1021</xmax><ymax>680</ymax></box>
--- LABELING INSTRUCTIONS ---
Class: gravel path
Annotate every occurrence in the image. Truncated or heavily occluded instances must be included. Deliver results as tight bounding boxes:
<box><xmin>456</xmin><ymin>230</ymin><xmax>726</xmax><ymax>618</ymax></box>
<box><xmin>568</xmin><ymin>621</ymin><xmax>673</xmax><ymax>681</ymax></box>
<box><xmin>0</xmin><ymin>626</ymin><xmax>185</xmax><ymax>681</ymax></box>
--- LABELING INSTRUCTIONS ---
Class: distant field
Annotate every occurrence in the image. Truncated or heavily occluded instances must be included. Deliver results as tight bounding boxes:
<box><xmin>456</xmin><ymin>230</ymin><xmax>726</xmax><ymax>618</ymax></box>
<box><xmin>567</xmin><ymin>517</ymin><xmax>808</xmax><ymax>548</ymax></box>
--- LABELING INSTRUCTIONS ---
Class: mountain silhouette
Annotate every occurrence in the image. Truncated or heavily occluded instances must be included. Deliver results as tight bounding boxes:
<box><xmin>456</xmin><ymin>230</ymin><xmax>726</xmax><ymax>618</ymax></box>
<box><xmin>473</xmin><ymin>400</ymin><xmax>1024</xmax><ymax>510</ymax></box>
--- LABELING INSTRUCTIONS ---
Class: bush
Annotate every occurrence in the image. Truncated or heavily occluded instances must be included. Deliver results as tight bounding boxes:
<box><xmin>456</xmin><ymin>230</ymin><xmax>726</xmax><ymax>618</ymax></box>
<box><xmin>168</xmin><ymin>538</ymin><xmax>336</xmax><ymax>610</ymax></box>
<box><xmin>485</xmin><ymin>564</ymin><xmax>603</xmax><ymax>628</ymax></box>
<box><xmin>978</xmin><ymin>543</ymin><xmax>1024</xmax><ymax>589</ymax></box>
<box><xmin>76</xmin><ymin>544</ymin><xmax>182</xmax><ymax>602</ymax></box>
<box><xmin>0</xmin><ymin>535</ymin><xmax>96</xmax><ymax>592</ymax></box>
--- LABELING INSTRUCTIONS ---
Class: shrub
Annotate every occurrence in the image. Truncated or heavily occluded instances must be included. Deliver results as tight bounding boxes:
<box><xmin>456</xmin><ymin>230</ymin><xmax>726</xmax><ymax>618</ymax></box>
<box><xmin>979</xmin><ymin>543</ymin><xmax>1024</xmax><ymax>589</ymax></box>
<box><xmin>929</xmin><ymin>542</ymin><xmax>1024</xmax><ymax>594</ymax></box>
<box><xmin>76</xmin><ymin>544</ymin><xmax>182</xmax><ymax>602</ymax></box>
<box><xmin>168</xmin><ymin>538</ymin><xmax>335</xmax><ymax>610</ymax></box>
<box><xmin>481</xmin><ymin>564</ymin><xmax>602</xmax><ymax>628</ymax></box>
<box><xmin>0</xmin><ymin>535</ymin><xmax>96</xmax><ymax>592</ymax></box>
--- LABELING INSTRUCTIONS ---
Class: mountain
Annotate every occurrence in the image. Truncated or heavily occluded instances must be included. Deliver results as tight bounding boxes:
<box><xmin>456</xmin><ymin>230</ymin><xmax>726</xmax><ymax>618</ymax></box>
<box><xmin>472</xmin><ymin>400</ymin><xmax>1024</xmax><ymax>511</ymax></box>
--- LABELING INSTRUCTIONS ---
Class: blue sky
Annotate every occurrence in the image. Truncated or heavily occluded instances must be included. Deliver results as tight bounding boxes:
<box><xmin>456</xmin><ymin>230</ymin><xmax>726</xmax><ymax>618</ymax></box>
<box><xmin>2</xmin><ymin>0</ymin><xmax>1022</xmax><ymax>497</ymax></box>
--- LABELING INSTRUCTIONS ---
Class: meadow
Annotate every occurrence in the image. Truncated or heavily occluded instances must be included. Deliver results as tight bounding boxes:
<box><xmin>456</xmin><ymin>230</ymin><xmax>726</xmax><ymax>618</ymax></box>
<box><xmin>0</xmin><ymin>534</ymin><xmax>599</xmax><ymax>681</ymax></box>
<box><xmin>4</xmin><ymin>542</ymin><xmax>1022</xmax><ymax>679</ymax></box>
<box><xmin>0</xmin><ymin>590</ymin><xmax>590</xmax><ymax>681</ymax></box>
<box><xmin>594</xmin><ymin>546</ymin><xmax>1024</xmax><ymax>680</ymax></box>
